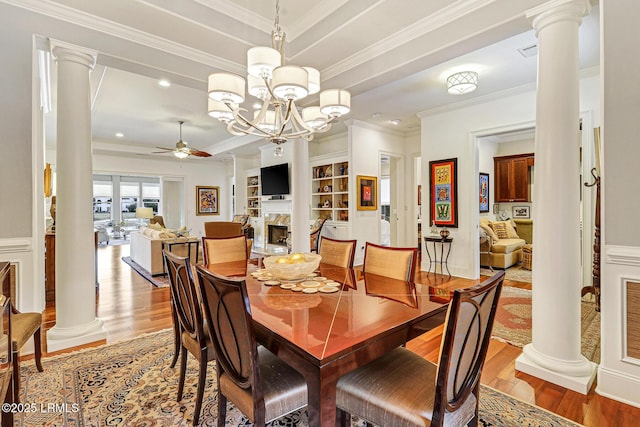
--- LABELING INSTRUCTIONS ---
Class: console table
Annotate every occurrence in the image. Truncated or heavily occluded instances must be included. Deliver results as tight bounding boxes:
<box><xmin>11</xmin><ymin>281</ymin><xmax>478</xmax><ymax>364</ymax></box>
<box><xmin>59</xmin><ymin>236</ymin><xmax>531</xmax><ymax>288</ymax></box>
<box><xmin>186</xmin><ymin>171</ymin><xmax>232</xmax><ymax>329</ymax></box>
<box><xmin>424</xmin><ymin>236</ymin><xmax>453</xmax><ymax>277</ymax></box>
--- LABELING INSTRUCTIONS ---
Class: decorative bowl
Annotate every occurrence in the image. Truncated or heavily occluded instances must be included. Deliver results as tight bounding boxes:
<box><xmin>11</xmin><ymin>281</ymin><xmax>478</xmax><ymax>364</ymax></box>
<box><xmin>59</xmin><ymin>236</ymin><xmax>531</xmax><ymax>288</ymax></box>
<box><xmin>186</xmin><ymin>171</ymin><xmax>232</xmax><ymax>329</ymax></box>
<box><xmin>439</xmin><ymin>228</ymin><xmax>450</xmax><ymax>239</ymax></box>
<box><xmin>263</xmin><ymin>253</ymin><xmax>322</xmax><ymax>281</ymax></box>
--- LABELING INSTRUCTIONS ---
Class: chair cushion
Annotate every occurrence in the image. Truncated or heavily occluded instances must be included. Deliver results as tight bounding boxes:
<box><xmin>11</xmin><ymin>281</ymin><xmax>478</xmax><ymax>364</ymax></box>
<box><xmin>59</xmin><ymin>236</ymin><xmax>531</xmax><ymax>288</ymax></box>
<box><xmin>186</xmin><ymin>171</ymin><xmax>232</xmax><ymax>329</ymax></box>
<box><xmin>337</xmin><ymin>347</ymin><xmax>477</xmax><ymax>427</ymax></box>
<box><xmin>491</xmin><ymin>238</ymin><xmax>525</xmax><ymax>254</ymax></box>
<box><xmin>219</xmin><ymin>346</ymin><xmax>307</xmax><ymax>423</ymax></box>
<box><xmin>11</xmin><ymin>312</ymin><xmax>42</xmax><ymax>351</ymax></box>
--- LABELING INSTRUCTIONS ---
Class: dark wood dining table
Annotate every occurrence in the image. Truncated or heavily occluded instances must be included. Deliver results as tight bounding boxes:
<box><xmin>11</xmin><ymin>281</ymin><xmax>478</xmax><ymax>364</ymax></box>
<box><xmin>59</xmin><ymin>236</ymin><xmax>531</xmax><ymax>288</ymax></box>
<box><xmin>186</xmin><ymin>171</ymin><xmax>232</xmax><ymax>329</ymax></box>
<box><xmin>204</xmin><ymin>261</ymin><xmax>449</xmax><ymax>427</ymax></box>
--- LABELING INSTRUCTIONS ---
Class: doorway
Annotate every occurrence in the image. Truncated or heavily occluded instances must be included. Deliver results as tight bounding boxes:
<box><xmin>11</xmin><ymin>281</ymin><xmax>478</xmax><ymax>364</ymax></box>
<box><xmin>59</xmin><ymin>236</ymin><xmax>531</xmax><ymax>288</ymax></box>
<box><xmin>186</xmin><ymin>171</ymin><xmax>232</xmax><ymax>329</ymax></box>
<box><xmin>380</xmin><ymin>154</ymin><xmax>402</xmax><ymax>246</ymax></box>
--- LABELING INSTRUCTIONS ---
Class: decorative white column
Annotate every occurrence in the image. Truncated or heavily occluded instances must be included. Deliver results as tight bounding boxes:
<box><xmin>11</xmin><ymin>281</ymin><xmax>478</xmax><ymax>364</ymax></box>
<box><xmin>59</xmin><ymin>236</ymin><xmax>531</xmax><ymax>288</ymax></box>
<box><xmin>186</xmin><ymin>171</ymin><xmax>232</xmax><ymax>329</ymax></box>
<box><xmin>515</xmin><ymin>0</ymin><xmax>595</xmax><ymax>394</ymax></box>
<box><xmin>47</xmin><ymin>40</ymin><xmax>107</xmax><ymax>352</ymax></box>
<box><xmin>291</xmin><ymin>139</ymin><xmax>310</xmax><ymax>253</ymax></box>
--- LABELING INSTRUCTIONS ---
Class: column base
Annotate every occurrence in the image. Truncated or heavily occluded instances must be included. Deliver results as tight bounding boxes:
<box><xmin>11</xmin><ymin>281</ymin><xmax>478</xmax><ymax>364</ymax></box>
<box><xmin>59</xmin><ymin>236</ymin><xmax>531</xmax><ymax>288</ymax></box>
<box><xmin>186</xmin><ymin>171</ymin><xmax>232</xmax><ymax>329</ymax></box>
<box><xmin>46</xmin><ymin>318</ymin><xmax>107</xmax><ymax>353</ymax></box>
<box><xmin>516</xmin><ymin>344</ymin><xmax>597</xmax><ymax>394</ymax></box>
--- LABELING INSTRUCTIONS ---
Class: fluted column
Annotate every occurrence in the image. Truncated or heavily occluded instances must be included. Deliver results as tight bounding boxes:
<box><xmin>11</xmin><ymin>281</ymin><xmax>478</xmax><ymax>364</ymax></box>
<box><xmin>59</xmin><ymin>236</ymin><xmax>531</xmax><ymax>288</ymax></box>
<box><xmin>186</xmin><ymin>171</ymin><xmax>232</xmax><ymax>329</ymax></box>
<box><xmin>291</xmin><ymin>139</ymin><xmax>310</xmax><ymax>252</ymax></box>
<box><xmin>47</xmin><ymin>40</ymin><xmax>106</xmax><ymax>352</ymax></box>
<box><xmin>515</xmin><ymin>0</ymin><xmax>595</xmax><ymax>394</ymax></box>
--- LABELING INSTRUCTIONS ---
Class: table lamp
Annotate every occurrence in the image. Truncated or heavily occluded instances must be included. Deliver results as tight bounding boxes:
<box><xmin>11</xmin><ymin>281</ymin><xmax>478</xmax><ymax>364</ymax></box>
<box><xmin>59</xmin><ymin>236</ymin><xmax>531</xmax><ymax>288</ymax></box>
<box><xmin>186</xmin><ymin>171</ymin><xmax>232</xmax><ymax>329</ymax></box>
<box><xmin>136</xmin><ymin>207</ymin><xmax>154</xmax><ymax>227</ymax></box>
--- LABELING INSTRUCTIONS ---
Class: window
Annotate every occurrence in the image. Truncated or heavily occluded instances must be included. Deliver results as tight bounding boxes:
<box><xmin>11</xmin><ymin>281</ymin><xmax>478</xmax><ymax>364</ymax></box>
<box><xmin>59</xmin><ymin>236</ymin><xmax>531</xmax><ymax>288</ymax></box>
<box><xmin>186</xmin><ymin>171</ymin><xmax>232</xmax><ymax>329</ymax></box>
<box><xmin>142</xmin><ymin>182</ymin><xmax>160</xmax><ymax>215</ymax></box>
<box><xmin>120</xmin><ymin>182</ymin><xmax>139</xmax><ymax>220</ymax></box>
<box><xmin>93</xmin><ymin>181</ymin><xmax>113</xmax><ymax>222</ymax></box>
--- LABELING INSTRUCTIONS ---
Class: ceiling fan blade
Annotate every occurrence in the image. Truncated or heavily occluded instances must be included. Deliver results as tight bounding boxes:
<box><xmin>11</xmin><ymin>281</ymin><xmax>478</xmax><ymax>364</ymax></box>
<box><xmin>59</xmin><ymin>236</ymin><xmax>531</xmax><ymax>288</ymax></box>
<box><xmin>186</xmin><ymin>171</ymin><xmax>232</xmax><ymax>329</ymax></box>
<box><xmin>188</xmin><ymin>148</ymin><xmax>212</xmax><ymax>157</ymax></box>
<box><xmin>151</xmin><ymin>150</ymin><xmax>173</xmax><ymax>154</ymax></box>
<box><xmin>154</xmin><ymin>146</ymin><xmax>175</xmax><ymax>152</ymax></box>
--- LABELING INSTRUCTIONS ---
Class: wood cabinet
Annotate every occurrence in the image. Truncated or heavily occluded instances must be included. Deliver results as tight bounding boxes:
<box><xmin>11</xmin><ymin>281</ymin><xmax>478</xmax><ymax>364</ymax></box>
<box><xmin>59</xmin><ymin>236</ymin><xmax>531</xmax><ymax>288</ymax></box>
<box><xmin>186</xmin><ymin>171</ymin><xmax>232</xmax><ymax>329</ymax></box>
<box><xmin>45</xmin><ymin>232</ymin><xmax>98</xmax><ymax>304</ymax></box>
<box><xmin>247</xmin><ymin>174</ymin><xmax>261</xmax><ymax>218</ymax></box>
<box><xmin>311</xmin><ymin>161</ymin><xmax>349</xmax><ymax>222</ymax></box>
<box><xmin>494</xmin><ymin>153</ymin><xmax>534</xmax><ymax>202</ymax></box>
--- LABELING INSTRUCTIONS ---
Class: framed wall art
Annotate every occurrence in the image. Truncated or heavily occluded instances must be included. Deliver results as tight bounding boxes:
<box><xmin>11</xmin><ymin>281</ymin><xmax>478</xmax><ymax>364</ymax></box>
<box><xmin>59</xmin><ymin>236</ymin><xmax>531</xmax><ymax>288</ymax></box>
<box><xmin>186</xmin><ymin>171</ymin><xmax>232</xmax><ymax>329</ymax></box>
<box><xmin>429</xmin><ymin>158</ymin><xmax>458</xmax><ymax>227</ymax></box>
<box><xmin>479</xmin><ymin>173</ymin><xmax>489</xmax><ymax>213</ymax></box>
<box><xmin>512</xmin><ymin>205</ymin><xmax>530</xmax><ymax>219</ymax></box>
<box><xmin>196</xmin><ymin>186</ymin><xmax>220</xmax><ymax>215</ymax></box>
<box><xmin>356</xmin><ymin>175</ymin><xmax>377</xmax><ymax>210</ymax></box>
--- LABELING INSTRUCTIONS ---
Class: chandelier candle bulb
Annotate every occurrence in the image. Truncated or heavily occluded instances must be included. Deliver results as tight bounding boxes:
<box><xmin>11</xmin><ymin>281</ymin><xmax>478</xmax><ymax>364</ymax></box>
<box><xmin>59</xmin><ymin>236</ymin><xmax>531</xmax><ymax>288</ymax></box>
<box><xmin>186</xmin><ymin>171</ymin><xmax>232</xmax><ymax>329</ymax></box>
<box><xmin>207</xmin><ymin>99</ymin><xmax>235</xmax><ymax>122</ymax></box>
<box><xmin>272</xmin><ymin>65</ymin><xmax>309</xmax><ymax>100</ymax></box>
<box><xmin>247</xmin><ymin>46</ymin><xmax>281</xmax><ymax>78</ymax></box>
<box><xmin>208</xmin><ymin>73</ymin><xmax>245</xmax><ymax>104</ymax></box>
<box><xmin>320</xmin><ymin>89</ymin><xmax>351</xmax><ymax>117</ymax></box>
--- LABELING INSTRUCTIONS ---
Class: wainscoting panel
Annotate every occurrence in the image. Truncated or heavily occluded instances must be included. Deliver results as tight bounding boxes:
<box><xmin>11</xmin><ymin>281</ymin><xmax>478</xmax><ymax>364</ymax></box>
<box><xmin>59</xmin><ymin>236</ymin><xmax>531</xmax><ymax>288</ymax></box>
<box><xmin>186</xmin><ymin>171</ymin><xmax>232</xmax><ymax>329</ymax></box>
<box><xmin>627</xmin><ymin>280</ymin><xmax>640</xmax><ymax>359</ymax></box>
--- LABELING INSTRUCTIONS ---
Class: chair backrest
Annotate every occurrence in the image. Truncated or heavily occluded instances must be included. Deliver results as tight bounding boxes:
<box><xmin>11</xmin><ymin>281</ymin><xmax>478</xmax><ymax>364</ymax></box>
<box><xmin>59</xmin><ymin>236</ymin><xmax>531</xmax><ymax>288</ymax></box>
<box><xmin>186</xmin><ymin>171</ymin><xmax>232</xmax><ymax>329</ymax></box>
<box><xmin>195</xmin><ymin>265</ymin><xmax>262</xmax><ymax>393</ymax></box>
<box><xmin>309</xmin><ymin>218</ymin><xmax>326</xmax><ymax>252</ymax></box>
<box><xmin>319</xmin><ymin>236</ymin><xmax>357</xmax><ymax>268</ymax></box>
<box><xmin>431</xmin><ymin>271</ymin><xmax>505</xmax><ymax>425</ymax></box>
<box><xmin>202</xmin><ymin>235</ymin><xmax>248</xmax><ymax>265</ymax></box>
<box><xmin>150</xmin><ymin>215</ymin><xmax>165</xmax><ymax>228</ymax></box>
<box><xmin>362</xmin><ymin>242</ymin><xmax>418</xmax><ymax>282</ymax></box>
<box><xmin>163</xmin><ymin>250</ymin><xmax>206</xmax><ymax>345</ymax></box>
<box><xmin>204</xmin><ymin>221</ymin><xmax>243</xmax><ymax>238</ymax></box>
<box><xmin>232</xmin><ymin>214</ymin><xmax>250</xmax><ymax>228</ymax></box>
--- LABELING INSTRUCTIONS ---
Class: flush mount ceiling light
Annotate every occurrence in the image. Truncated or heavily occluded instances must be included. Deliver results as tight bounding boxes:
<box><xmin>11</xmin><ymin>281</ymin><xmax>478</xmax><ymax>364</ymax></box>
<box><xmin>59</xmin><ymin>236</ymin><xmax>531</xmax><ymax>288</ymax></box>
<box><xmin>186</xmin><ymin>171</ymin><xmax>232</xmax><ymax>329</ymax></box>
<box><xmin>446</xmin><ymin>71</ymin><xmax>478</xmax><ymax>95</ymax></box>
<box><xmin>158</xmin><ymin>79</ymin><xmax>171</xmax><ymax>87</ymax></box>
<box><xmin>207</xmin><ymin>0</ymin><xmax>351</xmax><ymax>156</ymax></box>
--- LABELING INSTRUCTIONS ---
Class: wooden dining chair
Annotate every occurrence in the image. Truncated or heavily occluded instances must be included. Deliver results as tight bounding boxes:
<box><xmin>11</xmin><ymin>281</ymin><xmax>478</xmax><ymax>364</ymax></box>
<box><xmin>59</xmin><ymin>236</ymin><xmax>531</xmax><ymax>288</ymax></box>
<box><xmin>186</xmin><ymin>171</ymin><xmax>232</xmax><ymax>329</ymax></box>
<box><xmin>363</xmin><ymin>242</ymin><xmax>418</xmax><ymax>282</ymax></box>
<box><xmin>194</xmin><ymin>265</ymin><xmax>308</xmax><ymax>427</ymax></box>
<box><xmin>163</xmin><ymin>250</ymin><xmax>214</xmax><ymax>426</ymax></box>
<box><xmin>201</xmin><ymin>235</ymin><xmax>249</xmax><ymax>265</ymax></box>
<box><xmin>318</xmin><ymin>236</ymin><xmax>357</xmax><ymax>268</ymax></box>
<box><xmin>2</xmin><ymin>263</ymin><xmax>44</xmax><ymax>403</ymax></box>
<box><xmin>336</xmin><ymin>271</ymin><xmax>505</xmax><ymax>427</ymax></box>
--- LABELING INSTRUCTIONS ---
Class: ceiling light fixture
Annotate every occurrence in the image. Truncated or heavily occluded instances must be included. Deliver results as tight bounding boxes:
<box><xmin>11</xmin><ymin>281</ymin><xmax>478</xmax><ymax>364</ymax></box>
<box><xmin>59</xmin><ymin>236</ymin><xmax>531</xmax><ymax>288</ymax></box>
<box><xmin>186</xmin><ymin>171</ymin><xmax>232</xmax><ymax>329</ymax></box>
<box><xmin>207</xmin><ymin>0</ymin><xmax>351</xmax><ymax>156</ymax></box>
<box><xmin>446</xmin><ymin>71</ymin><xmax>478</xmax><ymax>95</ymax></box>
<box><xmin>158</xmin><ymin>79</ymin><xmax>171</xmax><ymax>87</ymax></box>
<box><xmin>390</xmin><ymin>119</ymin><xmax>401</xmax><ymax>125</ymax></box>
<box><xmin>115</xmin><ymin>132</ymin><xmax>124</xmax><ymax>138</ymax></box>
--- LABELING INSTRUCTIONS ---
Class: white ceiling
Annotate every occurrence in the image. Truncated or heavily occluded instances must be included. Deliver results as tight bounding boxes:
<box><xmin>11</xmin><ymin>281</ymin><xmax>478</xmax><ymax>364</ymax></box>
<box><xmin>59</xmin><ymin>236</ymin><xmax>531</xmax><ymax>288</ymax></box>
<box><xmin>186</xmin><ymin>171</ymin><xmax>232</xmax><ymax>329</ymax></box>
<box><xmin>3</xmin><ymin>0</ymin><xmax>599</xmax><ymax>161</ymax></box>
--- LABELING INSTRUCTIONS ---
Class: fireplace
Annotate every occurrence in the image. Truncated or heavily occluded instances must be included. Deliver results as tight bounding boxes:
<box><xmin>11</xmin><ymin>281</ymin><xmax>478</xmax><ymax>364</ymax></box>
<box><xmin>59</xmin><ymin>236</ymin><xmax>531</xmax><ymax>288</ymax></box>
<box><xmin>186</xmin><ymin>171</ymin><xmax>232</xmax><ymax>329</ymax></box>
<box><xmin>268</xmin><ymin>225</ymin><xmax>288</xmax><ymax>246</ymax></box>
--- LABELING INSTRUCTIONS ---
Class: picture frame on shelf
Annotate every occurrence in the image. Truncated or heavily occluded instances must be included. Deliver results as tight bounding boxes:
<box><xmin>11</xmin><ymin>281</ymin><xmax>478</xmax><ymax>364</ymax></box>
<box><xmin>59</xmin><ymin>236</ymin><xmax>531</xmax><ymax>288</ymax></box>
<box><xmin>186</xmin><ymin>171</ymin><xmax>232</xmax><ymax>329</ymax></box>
<box><xmin>357</xmin><ymin>175</ymin><xmax>377</xmax><ymax>210</ymax></box>
<box><xmin>196</xmin><ymin>186</ymin><xmax>220</xmax><ymax>215</ymax></box>
<box><xmin>429</xmin><ymin>158</ymin><xmax>458</xmax><ymax>227</ymax></box>
<box><xmin>479</xmin><ymin>173</ymin><xmax>489</xmax><ymax>213</ymax></box>
<box><xmin>512</xmin><ymin>205</ymin><xmax>530</xmax><ymax>219</ymax></box>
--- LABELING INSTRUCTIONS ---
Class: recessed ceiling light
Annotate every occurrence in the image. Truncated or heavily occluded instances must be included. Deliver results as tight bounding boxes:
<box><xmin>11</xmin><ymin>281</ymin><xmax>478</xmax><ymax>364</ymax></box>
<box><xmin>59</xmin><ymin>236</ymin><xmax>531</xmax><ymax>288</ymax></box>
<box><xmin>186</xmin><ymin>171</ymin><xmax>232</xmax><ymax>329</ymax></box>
<box><xmin>390</xmin><ymin>119</ymin><xmax>401</xmax><ymax>125</ymax></box>
<box><xmin>371</xmin><ymin>112</ymin><xmax>382</xmax><ymax>119</ymax></box>
<box><xmin>115</xmin><ymin>132</ymin><xmax>124</xmax><ymax>138</ymax></box>
<box><xmin>158</xmin><ymin>79</ymin><xmax>171</xmax><ymax>87</ymax></box>
<box><xmin>253</xmin><ymin>102</ymin><xmax>262</xmax><ymax>109</ymax></box>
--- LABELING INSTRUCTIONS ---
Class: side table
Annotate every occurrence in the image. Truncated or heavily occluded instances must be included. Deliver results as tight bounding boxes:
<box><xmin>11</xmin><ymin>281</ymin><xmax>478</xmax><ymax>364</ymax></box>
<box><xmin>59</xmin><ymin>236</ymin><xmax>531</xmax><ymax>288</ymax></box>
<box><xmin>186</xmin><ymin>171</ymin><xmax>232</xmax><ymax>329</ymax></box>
<box><xmin>424</xmin><ymin>236</ymin><xmax>453</xmax><ymax>277</ymax></box>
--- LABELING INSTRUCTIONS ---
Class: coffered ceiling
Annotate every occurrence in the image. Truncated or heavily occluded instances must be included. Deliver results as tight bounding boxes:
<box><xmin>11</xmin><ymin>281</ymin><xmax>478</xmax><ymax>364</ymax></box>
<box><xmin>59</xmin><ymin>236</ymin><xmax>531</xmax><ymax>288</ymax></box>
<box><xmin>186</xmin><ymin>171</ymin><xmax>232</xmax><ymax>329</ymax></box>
<box><xmin>1</xmin><ymin>0</ymin><xmax>599</xmax><ymax>161</ymax></box>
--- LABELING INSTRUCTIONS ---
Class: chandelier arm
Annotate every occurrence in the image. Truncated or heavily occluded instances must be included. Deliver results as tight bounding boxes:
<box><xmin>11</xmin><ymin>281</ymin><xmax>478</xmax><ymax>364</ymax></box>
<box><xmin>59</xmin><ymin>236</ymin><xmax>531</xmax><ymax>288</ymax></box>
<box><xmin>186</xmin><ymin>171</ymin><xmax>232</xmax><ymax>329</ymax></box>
<box><xmin>231</xmin><ymin>109</ymin><xmax>274</xmax><ymax>138</ymax></box>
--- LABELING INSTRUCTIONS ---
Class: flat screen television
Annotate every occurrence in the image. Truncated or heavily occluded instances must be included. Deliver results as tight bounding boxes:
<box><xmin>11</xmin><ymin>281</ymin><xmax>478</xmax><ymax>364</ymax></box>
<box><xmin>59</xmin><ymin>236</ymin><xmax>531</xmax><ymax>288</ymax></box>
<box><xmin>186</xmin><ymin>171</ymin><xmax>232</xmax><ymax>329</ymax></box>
<box><xmin>260</xmin><ymin>163</ymin><xmax>290</xmax><ymax>196</ymax></box>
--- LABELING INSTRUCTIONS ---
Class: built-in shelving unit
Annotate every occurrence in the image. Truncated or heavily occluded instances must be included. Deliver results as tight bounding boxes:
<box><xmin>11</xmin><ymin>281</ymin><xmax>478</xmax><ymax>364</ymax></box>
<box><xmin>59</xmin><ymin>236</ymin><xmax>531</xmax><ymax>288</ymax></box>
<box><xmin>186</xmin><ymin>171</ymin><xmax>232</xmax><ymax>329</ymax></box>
<box><xmin>311</xmin><ymin>160</ymin><xmax>349</xmax><ymax>222</ymax></box>
<box><xmin>247</xmin><ymin>174</ymin><xmax>261</xmax><ymax>217</ymax></box>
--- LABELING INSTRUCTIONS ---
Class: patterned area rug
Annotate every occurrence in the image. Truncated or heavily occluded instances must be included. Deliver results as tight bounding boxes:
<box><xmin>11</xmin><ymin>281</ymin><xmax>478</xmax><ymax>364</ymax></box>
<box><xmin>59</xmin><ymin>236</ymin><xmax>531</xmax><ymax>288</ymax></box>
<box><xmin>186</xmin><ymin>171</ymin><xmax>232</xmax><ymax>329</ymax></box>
<box><xmin>481</xmin><ymin>265</ymin><xmax>532</xmax><ymax>283</ymax></box>
<box><xmin>121</xmin><ymin>256</ymin><xmax>170</xmax><ymax>288</ymax></box>
<box><xmin>493</xmin><ymin>286</ymin><xmax>601</xmax><ymax>363</ymax></box>
<box><xmin>16</xmin><ymin>330</ymin><xmax>581</xmax><ymax>426</ymax></box>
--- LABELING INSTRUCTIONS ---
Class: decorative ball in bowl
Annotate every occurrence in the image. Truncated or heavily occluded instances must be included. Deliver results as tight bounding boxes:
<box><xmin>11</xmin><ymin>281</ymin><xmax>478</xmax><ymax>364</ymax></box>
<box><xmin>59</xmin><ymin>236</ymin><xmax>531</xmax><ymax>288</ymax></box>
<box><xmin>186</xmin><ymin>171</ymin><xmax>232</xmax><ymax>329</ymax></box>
<box><xmin>263</xmin><ymin>253</ymin><xmax>322</xmax><ymax>281</ymax></box>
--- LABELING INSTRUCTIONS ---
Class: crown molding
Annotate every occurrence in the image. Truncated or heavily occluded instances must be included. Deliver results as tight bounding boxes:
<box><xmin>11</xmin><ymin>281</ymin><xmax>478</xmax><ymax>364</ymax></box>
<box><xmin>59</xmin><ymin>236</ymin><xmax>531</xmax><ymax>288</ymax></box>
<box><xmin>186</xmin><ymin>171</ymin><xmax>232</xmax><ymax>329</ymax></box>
<box><xmin>193</xmin><ymin>0</ymin><xmax>274</xmax><ymax>34</ymax></box>
<box><xmin>321</xmin><ymin>0</ymin><xmax>495</xmax><ymax>80</ymax></box>
<box><xmin>343</xmin><ymin>119</ymin><xmax>405</xmax><ymax>138</ymax></box>
<box><xmin>1</xmin><ymin>0</ymin><xmax>244</xmax><ymax>74</ymax></box>
<box><xmin>417</xmin><ymin>82</ymin><xmax>537</xmax><ymax>118</ymax></box>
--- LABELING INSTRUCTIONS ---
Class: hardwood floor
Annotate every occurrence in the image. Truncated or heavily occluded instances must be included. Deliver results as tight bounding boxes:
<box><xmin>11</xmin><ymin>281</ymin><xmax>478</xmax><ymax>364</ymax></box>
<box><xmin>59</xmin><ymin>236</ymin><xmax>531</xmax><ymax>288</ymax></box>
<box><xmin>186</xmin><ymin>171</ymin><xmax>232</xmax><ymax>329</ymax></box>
<box><xmin>32</xmin><ymin>244</ymin><xmax>640</xmax><ymax>426</ymax></box>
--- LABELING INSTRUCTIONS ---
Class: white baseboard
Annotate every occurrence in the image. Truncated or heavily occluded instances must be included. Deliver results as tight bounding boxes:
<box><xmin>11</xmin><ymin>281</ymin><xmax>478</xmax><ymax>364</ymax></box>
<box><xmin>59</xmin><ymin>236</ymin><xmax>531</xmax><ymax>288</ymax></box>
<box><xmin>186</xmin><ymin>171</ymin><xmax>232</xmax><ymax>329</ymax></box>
<box><xmin>596</xmin><ymin>365</ymin><xmax>640</xmax><ymax>409</ymax></box>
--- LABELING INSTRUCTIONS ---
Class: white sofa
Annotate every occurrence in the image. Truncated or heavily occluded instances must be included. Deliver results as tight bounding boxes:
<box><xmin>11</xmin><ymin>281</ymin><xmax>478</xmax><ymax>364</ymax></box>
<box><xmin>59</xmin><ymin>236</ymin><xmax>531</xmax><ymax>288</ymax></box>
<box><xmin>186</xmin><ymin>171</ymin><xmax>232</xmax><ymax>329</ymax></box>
<box><xmin>130</xmin><ymin>227</ymin><xmax>199</xmax><ymax>276</ymax></box>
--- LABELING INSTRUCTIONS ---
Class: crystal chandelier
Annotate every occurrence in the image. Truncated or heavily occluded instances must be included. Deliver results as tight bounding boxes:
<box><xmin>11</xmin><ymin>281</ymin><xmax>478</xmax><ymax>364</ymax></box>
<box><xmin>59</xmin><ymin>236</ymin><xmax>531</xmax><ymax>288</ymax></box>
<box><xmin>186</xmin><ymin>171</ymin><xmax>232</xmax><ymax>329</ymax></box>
<box><xmin>207</xmin><ymin>0</ymin><xmax>351</xmax><ymax>154</ymax></box>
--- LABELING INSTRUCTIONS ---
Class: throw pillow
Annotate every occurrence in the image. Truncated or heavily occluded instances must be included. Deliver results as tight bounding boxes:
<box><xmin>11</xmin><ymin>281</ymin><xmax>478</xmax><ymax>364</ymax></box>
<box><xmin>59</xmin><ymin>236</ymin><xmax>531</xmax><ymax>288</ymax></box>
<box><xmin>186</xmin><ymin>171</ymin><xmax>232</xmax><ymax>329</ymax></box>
<box><xmin>490</xmin><ymin>222</ymin><xmax>508</xmax><ymax>239</ymax></box>
<box><xmin>504</xmin><ymin>221</ymin><xmax>520</xmax><ymax>239</ymax></box>
<box><xmin>479</xmin><ymin>223</ymin><xmax>498</xmax><ymax>241</ymax></box>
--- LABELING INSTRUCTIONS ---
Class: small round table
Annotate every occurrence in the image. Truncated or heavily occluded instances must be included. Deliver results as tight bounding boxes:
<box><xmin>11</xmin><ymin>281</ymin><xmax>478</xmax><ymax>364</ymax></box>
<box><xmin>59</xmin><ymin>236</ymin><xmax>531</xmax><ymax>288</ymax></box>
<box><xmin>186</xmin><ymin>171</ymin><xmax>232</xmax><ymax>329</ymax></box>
<box><xmin>424</xmin><ymin>236</ymin><xmax>453</xmax><ymax>277</ymax></box>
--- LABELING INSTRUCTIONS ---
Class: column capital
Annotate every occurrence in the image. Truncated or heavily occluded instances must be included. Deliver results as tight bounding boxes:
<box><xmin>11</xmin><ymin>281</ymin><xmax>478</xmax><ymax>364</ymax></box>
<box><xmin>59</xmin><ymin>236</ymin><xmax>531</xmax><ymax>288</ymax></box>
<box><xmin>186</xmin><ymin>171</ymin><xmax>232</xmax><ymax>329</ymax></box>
<box><xmin>49</xmin><ymin>38</ymin><xmax>97</xmax><ymax>70</ymax></box>
<box><xmin>526</xmin><ymin>0</ymin><xmax>591</xmax><ymax>35</ymax></box>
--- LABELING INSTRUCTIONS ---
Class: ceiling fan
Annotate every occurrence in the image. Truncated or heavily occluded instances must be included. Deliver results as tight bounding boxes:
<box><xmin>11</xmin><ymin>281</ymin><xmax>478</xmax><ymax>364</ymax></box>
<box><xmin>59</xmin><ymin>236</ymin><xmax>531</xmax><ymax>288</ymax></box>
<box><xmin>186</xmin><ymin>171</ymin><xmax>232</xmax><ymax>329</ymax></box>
<box><xmin>153</xmin><ymin>121</ymin><xmax>212</xmax><ymax>158</ymax></box>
